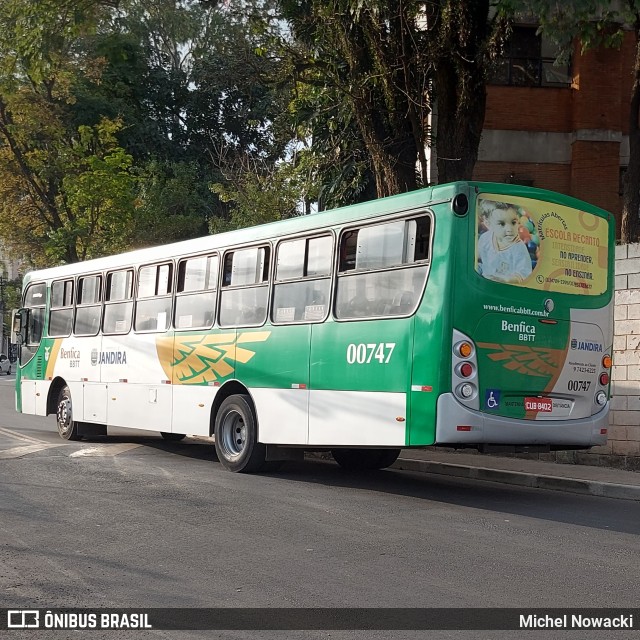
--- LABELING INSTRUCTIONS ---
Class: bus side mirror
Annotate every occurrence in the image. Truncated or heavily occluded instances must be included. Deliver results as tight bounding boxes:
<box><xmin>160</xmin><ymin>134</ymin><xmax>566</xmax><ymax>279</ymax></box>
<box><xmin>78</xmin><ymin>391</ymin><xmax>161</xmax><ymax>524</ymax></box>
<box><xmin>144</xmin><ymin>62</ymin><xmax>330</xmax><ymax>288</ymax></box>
<box><xmin>11</xmin><ymin>308</ymin><xmax>28</xmax><ymax>346</ymax></box>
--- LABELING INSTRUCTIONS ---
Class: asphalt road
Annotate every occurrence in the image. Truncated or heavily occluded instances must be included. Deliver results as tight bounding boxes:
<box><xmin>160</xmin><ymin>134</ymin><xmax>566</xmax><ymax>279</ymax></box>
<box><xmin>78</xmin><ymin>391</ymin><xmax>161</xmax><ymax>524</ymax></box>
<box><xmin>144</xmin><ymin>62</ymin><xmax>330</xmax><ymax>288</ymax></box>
<box><xmin>0</xmin><ymin>377</ymin><xmax>639</xmax><ymax>639</ymax></box>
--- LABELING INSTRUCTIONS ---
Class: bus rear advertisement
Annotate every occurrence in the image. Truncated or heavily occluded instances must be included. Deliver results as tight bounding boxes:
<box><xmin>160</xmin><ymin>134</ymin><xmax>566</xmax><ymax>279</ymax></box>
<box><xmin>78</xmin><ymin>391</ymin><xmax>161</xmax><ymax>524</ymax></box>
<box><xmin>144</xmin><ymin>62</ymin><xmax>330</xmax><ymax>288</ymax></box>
<box><xmin>12</xmin><ymin>182</ymin><xmax>614</xmax><ymax>472</ymax></box>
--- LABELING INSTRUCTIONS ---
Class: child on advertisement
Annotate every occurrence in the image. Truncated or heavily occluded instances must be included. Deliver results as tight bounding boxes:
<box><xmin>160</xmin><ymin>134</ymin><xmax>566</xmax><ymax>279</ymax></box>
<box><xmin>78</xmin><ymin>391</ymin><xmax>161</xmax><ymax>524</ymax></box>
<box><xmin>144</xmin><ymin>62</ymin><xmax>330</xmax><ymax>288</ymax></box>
<box><xmin>477</xmin><ymin>200</ymin><xmax>533</xmax><ymax>284</ymax></box>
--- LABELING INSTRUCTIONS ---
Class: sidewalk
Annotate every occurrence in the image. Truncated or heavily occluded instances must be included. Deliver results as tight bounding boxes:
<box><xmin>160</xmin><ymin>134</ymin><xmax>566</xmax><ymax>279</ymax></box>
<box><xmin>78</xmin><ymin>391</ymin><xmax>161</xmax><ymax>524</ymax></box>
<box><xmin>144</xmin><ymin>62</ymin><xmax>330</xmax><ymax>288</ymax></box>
<box><xmin>393</xmin><ymin>448</ymin><xmax>640</xmax><ymax>501</ymax></box>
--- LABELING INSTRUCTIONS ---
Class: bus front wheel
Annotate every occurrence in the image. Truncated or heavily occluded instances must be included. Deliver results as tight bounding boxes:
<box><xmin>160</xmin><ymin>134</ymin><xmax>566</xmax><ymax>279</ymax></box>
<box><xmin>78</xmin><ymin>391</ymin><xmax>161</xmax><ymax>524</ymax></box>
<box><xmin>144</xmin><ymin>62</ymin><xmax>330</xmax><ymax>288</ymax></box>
<box><xmin>331</xmin><ymin>448</ymin><xmax>400</xmax><ymax>471</ymax></box>
<box><xmin>214</xmin><ymin>394</ymin><xmax>266</xmax><ymax>473</ymax></box>
<box><xmin>56</xmin><ymin>385</ymin><xmax>82</xmax><ymax>441</ymax></box>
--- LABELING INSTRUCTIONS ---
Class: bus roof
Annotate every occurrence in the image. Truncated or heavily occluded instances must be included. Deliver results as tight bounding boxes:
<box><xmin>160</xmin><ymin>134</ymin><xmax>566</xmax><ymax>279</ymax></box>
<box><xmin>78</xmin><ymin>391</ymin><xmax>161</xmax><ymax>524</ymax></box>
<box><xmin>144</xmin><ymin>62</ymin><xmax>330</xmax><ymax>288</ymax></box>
<box><xmin>23</xmin><ymin>181</ymin><xmax>612</xmax><ymax>283</ymax></box>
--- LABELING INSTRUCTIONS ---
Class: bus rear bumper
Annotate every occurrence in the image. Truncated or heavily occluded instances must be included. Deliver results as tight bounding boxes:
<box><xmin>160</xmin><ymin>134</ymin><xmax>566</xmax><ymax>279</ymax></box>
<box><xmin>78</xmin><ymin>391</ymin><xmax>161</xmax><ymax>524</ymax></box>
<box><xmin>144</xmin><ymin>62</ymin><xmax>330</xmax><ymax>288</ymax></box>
<box><xmin>435</xmin><ymin>393</ymin><xmax>608</xmax><ymax>447</ymax></box>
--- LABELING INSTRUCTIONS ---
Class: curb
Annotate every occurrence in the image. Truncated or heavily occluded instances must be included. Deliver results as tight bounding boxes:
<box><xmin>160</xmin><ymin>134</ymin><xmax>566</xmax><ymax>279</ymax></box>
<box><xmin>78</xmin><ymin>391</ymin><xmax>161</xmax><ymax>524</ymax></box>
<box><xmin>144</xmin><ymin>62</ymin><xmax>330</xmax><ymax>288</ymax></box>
<box><xmin>392</xmin><ymin>457</ymin><xmax>640</xmax><ymax>502</ymax></box>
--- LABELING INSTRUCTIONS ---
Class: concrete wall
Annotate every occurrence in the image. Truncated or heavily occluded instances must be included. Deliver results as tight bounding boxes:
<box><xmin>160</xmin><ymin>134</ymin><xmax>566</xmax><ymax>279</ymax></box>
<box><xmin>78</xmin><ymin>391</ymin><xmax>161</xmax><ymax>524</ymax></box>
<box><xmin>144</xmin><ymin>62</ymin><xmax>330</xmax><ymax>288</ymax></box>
<box><xmin>604</xmin><ymin>244</ymin><xmax>640</xmax><ymax>465</ymax></box>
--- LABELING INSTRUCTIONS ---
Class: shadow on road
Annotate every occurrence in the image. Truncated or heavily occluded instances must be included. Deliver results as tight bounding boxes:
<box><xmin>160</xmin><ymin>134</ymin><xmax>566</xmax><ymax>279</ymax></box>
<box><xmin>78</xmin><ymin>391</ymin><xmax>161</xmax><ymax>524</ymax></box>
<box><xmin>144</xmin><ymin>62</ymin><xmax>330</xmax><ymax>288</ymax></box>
<box><xmin>262</xmin><ymin>458</ymin><xmax>640</xmax><ymax>536</ymax></box>
<box><xmin>58</xmin><ymin>433</ymin><xmax>640</xmax><ymax>536</ymax></box>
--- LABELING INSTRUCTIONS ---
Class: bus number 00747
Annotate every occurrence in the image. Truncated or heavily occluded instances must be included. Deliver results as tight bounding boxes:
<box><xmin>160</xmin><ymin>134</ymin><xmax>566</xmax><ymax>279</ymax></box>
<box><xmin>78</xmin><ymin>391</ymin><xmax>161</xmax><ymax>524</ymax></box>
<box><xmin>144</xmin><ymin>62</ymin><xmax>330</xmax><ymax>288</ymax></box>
<box><xmin>346</xmin><ymin>343</ymin><xmax>396</xmax><ymax>364</ymax></box>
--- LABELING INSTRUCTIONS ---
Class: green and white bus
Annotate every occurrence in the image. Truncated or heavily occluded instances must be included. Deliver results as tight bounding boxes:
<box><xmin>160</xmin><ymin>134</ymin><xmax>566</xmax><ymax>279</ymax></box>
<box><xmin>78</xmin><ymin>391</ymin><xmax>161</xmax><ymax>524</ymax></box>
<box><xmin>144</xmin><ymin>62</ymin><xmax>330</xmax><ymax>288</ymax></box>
<box><xmin>12</xmin><ymin>181</ymin><xmax>614</xmax><ymax>472</ymax></box>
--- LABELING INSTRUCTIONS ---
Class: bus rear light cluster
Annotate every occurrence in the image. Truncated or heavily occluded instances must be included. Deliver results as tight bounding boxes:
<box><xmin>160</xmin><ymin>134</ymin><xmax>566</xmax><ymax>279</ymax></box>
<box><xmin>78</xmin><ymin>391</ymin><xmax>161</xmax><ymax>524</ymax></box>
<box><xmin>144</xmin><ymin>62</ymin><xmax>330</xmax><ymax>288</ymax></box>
<box><xmin>452</xmin><ymin>332</ymin><xmax>478</xmax><ymax>406</ymax></box>
<box><xmin>594</xmin><ymin>353</ymin><xmax>612</xmax><ymax>408</ymax></box>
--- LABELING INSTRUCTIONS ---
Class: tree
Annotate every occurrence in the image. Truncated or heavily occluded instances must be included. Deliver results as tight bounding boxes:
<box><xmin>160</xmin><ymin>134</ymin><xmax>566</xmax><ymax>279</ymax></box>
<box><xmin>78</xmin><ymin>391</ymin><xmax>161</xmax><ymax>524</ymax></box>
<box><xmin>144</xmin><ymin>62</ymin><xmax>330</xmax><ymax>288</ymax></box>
<box><xmin>134</xmin><ymin>160</ymin><xmax>211</xmax><ymax>244</ymax></box>
<box><xmin>431</xmin><ymin>0</ymin><xmax>511</xmax><ymax>183</ymax></box>
<box><xmin>0</xmin><ymin>114</ymin><xmax>136</xmax><ymax>265</ymax></box>
<box><xmin>0</xmin><ymin>0</ymin><xmax>140</xmax><ymax>265</ymax></box>
<box><xmin>94</xmin><ymin>0</ymin><xmax>295</xmax><ymax>233</ymax></box>
<box><xmin>280</xmin><ymin>0</ymin><xmax>429</xmax><ymax>198</ymax></box>
<box><xmin>0</xmin><ymin>0</ymin><xmax>294</xmax><ymax>260</ymax></box>
<box><xmin>278</xmin><ymin>0</ymin><xmax>512</xmax><ymax>201</ymax></box>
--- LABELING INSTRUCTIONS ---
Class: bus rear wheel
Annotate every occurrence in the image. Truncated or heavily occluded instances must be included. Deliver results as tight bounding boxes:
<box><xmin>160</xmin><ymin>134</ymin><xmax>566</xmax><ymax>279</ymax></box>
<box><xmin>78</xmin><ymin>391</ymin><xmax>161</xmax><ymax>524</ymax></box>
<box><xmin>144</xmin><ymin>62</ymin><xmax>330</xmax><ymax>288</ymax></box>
<box><xmin>56</xmin><ymin>385</ymin><xmax>82</xmax><ymax>441</ymax></box>
<box><xmin>160</xmin><ymin>432</ymin><xmax>186</xmax><ymax>442</ymax></box>
<box><xmin>331</xmin><ymin>448</ymin><xmax>400</xmax><ymax>471</ymax></box>
<box><xmin>214</xmin><ymin>394</ymin><xmax>266</xmax><ymax>473</ymax></box>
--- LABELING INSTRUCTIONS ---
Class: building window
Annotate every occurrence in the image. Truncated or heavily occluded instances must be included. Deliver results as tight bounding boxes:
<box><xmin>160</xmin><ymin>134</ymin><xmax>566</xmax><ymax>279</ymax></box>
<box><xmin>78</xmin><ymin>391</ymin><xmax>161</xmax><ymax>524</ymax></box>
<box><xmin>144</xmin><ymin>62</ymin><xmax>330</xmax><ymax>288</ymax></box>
<box><xmin>490</xmin><ymin>26</ymin><xmax>571</xmax><ymax>87</ymax></box>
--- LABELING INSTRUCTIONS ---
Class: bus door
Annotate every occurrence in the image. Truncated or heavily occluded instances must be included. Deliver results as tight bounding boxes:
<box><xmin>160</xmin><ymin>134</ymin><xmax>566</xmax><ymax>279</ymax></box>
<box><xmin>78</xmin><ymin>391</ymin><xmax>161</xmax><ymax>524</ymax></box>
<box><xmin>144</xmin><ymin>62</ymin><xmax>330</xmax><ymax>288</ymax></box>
<box><xmin>243</xmin><ymin>239</ymin><xmax>321</xmax><ymax>445</ymax></box>
<box><xmin>70</xmin><ymin>274</ymin><xmax>108</xmax><ymax>424</ymax></box>
<box><xmin>13</xmin><ymin>283</ymin><xmax>46</xmax><ymax>414</ymax></box>
<box><xmin>102</xmin><ymin>266</ymin><xmax>173</xmax><ymax>432</ymax></box>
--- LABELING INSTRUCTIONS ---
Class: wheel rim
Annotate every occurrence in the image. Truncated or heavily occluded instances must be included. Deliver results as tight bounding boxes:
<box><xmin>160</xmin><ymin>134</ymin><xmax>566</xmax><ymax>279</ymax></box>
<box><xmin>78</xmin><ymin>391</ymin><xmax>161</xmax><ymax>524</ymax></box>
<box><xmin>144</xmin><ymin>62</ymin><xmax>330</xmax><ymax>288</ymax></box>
<box><xmin>57</xmin><ymin>395</ymin><xmax>73</xmax><ymax>436</ymax></box>
<box><xmin>218</xmin><ymin>409</ymin><xmax>247</xmax><ymax>460</ymax></box>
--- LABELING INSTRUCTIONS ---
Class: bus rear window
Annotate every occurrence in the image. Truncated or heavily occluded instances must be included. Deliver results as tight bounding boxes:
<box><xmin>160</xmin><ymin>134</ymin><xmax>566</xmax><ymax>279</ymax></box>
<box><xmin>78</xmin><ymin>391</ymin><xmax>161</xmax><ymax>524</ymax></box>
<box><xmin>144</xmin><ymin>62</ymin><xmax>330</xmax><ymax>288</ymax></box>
<box><xmin>476</xmin><ymin>194</ymin><xmax>609</xmax><ymax>296</ymax></box>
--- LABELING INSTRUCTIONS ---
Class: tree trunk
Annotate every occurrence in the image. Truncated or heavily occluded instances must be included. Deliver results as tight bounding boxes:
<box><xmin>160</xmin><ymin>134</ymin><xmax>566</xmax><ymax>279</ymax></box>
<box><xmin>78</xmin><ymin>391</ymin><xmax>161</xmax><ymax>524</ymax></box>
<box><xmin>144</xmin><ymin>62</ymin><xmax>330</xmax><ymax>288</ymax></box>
<box><xmin>621</xmin><ymin>21</ymin><xmax>640</xmax><ymax>244</ymax></box>
<box><xmin>330</xmin><ymin>2</ymin><xmax>422</xmax><ymax>199</ymax></box>
<box><xmin>434</xmin><ymin>0</ymin><xmax>490</xmax><ymax>184</ymax></box>
<box><xmin>436</xmin><ymin>63</ymin><xmax>487</xmax><ymax>183</ymax></box>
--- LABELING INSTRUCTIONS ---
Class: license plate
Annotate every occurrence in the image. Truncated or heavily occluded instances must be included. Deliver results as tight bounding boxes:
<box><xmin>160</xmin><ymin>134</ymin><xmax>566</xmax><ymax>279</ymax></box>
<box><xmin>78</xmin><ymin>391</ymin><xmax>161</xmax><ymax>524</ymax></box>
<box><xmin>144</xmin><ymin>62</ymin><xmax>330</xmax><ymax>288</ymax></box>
<box><xmin>525</xmin><ymin>397</ymin><xmax>552</xmax><ymax>412</ymax></box>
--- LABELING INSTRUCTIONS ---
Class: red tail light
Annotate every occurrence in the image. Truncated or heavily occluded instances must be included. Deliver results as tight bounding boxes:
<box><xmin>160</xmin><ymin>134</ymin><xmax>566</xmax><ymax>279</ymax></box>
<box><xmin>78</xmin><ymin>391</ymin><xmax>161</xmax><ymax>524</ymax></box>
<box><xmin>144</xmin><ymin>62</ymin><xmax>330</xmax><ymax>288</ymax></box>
<box><xmin>459</xmin><ymin>362</ymin><xmax>473</xmax><ymax>378</ymax></box>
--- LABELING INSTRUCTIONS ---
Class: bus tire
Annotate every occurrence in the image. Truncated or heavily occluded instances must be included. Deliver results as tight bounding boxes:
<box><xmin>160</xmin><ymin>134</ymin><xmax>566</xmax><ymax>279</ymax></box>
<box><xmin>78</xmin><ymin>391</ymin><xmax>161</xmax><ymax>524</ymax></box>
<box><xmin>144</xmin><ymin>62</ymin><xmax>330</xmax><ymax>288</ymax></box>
<box><xmin>56</xmin><ymin>385</ymin><xmax>82</xmax><ymax>441</ymax></box>
<box><xmin>214</xmin><ymin>394</ymin><xmax>265</xmax><ymax>473</ymax></box>
<box><xmin>160</xmin><ymin>432</ymin><xmax>186</xmax><ymax>442</ymax></box>
<box><xmin>331</xmin><ymin>448</ymin><xmax>400</xmax><ymax>471</ymax></box>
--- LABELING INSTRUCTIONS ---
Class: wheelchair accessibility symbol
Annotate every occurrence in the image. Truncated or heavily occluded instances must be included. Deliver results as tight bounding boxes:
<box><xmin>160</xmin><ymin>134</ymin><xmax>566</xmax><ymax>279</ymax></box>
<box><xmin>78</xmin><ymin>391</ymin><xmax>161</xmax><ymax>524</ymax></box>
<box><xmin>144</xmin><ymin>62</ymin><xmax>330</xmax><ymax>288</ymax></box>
<box><xmin>485</xmin><ymin>389</ymin><xmax>500</xmax><ymax>410</ymax></box>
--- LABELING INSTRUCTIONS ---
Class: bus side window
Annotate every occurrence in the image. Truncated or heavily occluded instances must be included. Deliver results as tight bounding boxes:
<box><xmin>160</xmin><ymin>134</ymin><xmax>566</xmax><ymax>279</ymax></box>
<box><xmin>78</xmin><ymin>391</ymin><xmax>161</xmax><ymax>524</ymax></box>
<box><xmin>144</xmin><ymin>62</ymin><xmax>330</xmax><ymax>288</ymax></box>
<box><xmin>174</xmin><ymin>254</ymin><xmax>218</xmax><ymax>330</ymax></box>
<box><xmin>74</xmin><ymin>274</ymin><xmax>102</xmax><ymax>336</ymax></box>
<box><xmin>49</xmin><ymin>279</ymin><xmax>74</xmax><ymax>337</ymax></box>
<box><xmin>335</xmin><ymin>215</ymin><xmax>431</xmax><ymax>320</ymax></box>
<box><xmin>135</xmin><ymin>262</ymin><xmax>174</xmax><ymax>332</ymax></box>
<box><xmin>103</xmin><ymin>269</ymin><xmax>134</xmax><ymax>334</ymax></box>
<box><xmin>219</xmin><ymin>246</ymin><xmax>270</xmax><ymax>328</ymax></box>
<box><xmin>272</xmin><ymin>235</ymin><xmax>332</xmax><ymax>324</ymax></box>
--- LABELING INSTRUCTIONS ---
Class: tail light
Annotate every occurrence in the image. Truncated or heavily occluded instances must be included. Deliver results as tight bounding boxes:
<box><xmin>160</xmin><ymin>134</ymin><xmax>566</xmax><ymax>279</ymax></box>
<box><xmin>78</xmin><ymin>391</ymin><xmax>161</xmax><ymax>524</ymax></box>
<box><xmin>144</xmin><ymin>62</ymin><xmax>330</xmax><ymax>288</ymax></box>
<box><xmin>452</xmin><ymin>330</ymin><xmax>478</xmax><ymax>409</ymax></box>
<box><xmin>595</xmin><ymin>353</ymin><xmax>611</xmax><ymax>407</ymax></box>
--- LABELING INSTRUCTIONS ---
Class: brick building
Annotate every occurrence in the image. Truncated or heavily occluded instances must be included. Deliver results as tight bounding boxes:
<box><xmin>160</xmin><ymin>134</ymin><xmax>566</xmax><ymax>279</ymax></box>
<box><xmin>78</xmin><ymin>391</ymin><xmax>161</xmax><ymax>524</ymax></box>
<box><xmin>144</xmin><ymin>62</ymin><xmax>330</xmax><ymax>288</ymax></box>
<box><xmin>473</xmin><ymin>24</ymin><xmax>636</xmax><ymax>238</ymax></box>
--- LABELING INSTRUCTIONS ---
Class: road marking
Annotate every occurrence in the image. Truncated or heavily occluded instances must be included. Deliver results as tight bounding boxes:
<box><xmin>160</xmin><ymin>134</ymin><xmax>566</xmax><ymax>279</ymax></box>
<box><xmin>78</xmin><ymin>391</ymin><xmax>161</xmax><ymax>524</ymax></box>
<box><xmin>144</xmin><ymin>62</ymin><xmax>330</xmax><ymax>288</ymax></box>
<box><xmin>0</xmin><ymin>427</ymin><xmax>143</xmax><ymax>458</ymax></box>
<box><xmin>0</xmin><ymin>426</ymin><xmax>50</xmax><ymax>445</ymax></box>
<box><xmin>0</xmin><ymin>443</ymin><xmax>65</xmax><ymax>459</ymax></box>
<box><xmin>69</xmin><ymin>443</ymin><xmax>142</xmax><ymax>457</ymax></box>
